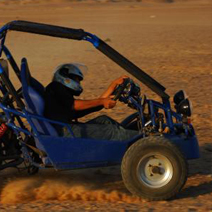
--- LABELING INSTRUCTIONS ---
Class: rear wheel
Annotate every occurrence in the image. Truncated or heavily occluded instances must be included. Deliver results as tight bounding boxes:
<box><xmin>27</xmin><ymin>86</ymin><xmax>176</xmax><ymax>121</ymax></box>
<box><xmin>0</xmin><ymin>125</ymin><xmax>23</xmax><ymax>170</ymax></box>
<box><xmin>121</xmin><ymin>136</ymin><xmax>187</xmax><ymax>201</ymax></box>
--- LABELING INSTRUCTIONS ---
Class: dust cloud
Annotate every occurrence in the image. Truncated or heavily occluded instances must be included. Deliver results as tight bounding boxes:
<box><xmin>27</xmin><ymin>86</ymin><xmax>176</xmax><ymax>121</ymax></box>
<box><xmin>0</xmin><ymin>167</ymin><xmax>142</xmax><ymax>204</ymax></box>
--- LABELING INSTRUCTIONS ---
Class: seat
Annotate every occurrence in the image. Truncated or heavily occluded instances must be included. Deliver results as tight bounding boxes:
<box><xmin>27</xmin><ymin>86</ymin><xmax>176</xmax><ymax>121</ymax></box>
<box><xmin>20</xmin><ymin>58</ymin><xmax>58</xmax><ymax>137</ymax></box>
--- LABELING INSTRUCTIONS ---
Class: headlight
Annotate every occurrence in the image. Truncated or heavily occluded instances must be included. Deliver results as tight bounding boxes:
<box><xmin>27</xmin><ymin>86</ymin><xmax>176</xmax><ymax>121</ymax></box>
<box><xmin>173</xmin><ymin>90</ymin><xmax>187</xmax><ymax>105</ymax></box>
<box><xmin>176</xmin><ymin>98</ymin><xmax>192</xmax><ymax>117</ymax></box>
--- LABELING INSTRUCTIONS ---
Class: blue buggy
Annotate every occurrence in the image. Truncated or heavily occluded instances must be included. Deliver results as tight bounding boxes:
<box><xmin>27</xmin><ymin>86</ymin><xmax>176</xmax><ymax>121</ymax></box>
<box><xmin>0</xmin><ymin>21</ymin><xmax>199</xmax><ymax>201</ymax></box>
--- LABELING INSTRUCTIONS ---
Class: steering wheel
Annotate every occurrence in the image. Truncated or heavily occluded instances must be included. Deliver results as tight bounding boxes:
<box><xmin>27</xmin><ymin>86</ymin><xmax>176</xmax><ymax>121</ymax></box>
<box><xmin>113</xmin><ymin>78</ymin><xmax>131</xmax><ymax>101</ymax></box>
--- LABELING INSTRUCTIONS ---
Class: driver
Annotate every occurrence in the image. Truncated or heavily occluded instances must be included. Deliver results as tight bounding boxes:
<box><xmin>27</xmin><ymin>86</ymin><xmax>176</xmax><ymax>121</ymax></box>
<box><xmin>44</xmin><ymin>63</ymin><xmax>138</xmax><ymax>141</ymax></box>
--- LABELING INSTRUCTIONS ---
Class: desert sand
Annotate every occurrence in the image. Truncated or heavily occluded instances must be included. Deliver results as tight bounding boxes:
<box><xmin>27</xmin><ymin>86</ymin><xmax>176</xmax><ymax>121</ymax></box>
<box><xmin>0</xmin><ymin>0</ymin><xmax>212</xmax><ymax>211</ymax></box>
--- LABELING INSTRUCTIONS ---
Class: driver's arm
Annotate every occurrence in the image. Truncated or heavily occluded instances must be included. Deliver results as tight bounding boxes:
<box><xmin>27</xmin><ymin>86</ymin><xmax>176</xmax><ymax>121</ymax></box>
<box><xmin>100</xmin><ymin>75</ymin><xmax>129</xmax><ymax>98</ymax></box>
<box><xmin>74</xmin><ymin>96</ymin><xmax>116</xmax><ymax>111</ymax></box>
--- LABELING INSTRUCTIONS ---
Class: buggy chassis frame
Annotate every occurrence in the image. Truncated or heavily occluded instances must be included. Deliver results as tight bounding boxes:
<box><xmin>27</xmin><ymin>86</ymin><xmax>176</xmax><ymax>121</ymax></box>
<box><xmin>0</xmin><ymin>21</ymin><xmax>199</xmax><ymax>170</ymax></box>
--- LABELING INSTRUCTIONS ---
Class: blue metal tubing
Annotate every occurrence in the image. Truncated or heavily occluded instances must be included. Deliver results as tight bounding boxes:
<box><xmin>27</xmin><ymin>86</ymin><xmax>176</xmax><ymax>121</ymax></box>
<box><xmin>0</xmin><ymin>84</ymin><xmax>7</xmax><ymax>94</ymax></box>
<box><xmin>0</xmin><ymin>103</ymin><xmax>74</xmax><ymax>137</ymax></box>
<box><xmin>163</xmin><ymin>100</ymin><xmax>175</xmax><ymax>131</ymax></box>
<box><xmin>147</xmin><ymin>99</ymin><xmax>176</xmax><ymax>130</ymax></box>
<box><xmin>2</xmin><ymin>46</ymin><xmax>22</xmax><ymax>81</ymax></box>
<box><xmin>129</xmin><ymin>97</ymin><xmax>185</xmax><ymax>133</ymax></box>
<box><xmin>83</xmin><ymin>32</ymin><xmax>100</xmax><ymax>48</ymax></box>
<box><xmin>149</xmin><ymin>100</ymin><xmax>156</xmax><ymax>128</ymax></box>
<box><xmin>28</xmin><ymin>113</ymin><xmax>75</xmax><ymax>138</ymax></box>
<box><xmin>0</xmin><ymin>103</ymin><xmax>27</xmax><ymax>118</ymax></box>
<box><xmin>0</xmin><ymin>63</ymin><xmax>4</xmax><ymax>74</ymax></box>
<box><xmin>0</xmin><ymin>25</ymin><xmax>8</xmax><ymax>37</ymax></box>
<box><xmin>3</xmin><ymin>45</ymin><xmax>12</xmax><ymax>59</ymax></box>
<box><xmin>7</xmin><ymin>122</ymin><xmax>31</xmax><ymax>135</ymax></box>
<box><xmin>171</xmin><ymin>111</ymin><xmax>183</xmax><ymax>121</ymax></box>
<box><xmin>129</xmin><ymin>97</ymin><xmax>145</xmax><ymax>127</ymax></box>
<box><xmin>0</xmin><ymin>38</ymin><xmax>5</xmax><ymax>57</ymax></box>
<box><xmin>0</xmin><ymin>31</ymin><xmax>6</xmax><ymax>57</ymax></box>
<box><xmin>0</xmin><ymin>103</ymin><xmax>32</xmax><ymax>135</ymax></box>
<box><xmin>151</xmin><ymin>99</ymin><xmax>182</xmax><ymax>121</ymax></box>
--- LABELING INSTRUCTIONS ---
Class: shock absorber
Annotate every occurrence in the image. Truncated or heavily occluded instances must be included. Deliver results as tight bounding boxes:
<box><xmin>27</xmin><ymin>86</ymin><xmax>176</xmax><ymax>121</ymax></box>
<box><xmin>0</xmin><ymin>123</ymin><xmax>8</xmax><ymax>138</ymax></box>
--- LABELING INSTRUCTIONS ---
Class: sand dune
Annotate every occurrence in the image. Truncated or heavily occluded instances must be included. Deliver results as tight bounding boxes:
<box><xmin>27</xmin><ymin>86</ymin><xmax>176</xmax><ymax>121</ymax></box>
<box><xmin>0</xmin><ymin>0</ymin><xmax>212</xmax><ymax>211</ymax></box>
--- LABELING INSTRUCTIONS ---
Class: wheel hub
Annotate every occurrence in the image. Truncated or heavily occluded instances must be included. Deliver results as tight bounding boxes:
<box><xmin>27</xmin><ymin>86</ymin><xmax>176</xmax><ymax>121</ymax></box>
<box><xmin>137</xmin><ymin>153</ymin><xmax>173</xmax><ymax>188</ymax></box>
<box><xmin>151</xmin><ymin>166</ymin><xmax>162</xmax><ymax>175</ymax></box>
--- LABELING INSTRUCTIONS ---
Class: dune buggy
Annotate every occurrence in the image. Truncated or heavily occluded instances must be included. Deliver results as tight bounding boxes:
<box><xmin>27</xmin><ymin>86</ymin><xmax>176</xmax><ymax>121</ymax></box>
<box><xmin>0</xmin><ymin>21</ymin><xmax>199</xmax><ymax>200</ymax></box>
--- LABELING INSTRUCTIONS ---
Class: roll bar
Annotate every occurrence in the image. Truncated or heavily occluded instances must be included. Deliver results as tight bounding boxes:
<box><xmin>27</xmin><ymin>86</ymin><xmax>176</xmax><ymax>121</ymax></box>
<box><xmin>0</xmin><ymin>20</ymin><xmax>86</xmax><ymax>40</ymax></box>
<box><xmin>0</xmin><ymin>20</ymin><xmax>170</xmax><ymax>99</ymax></box>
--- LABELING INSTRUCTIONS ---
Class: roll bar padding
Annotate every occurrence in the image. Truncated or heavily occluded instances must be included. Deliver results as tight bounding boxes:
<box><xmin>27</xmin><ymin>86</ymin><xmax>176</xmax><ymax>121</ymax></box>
<box><xmin>5</xmin><ymin>20</ymin><xmax>87</xmax><ymax>40</ymax></box>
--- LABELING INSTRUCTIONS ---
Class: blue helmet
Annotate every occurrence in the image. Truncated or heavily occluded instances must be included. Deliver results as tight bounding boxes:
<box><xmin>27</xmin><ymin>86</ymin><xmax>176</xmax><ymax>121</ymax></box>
<box><xmin>53</xmin><ymin>63</ymin><xmax>86</xmax><ymax>96</ymax></box>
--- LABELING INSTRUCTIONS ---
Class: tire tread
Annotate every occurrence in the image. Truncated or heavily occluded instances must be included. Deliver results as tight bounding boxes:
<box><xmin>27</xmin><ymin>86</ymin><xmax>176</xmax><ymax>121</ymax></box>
<box><xmin>121</xmin><ymin>136</ymin><xmax>188</xmax><ymax>201</ymax></box>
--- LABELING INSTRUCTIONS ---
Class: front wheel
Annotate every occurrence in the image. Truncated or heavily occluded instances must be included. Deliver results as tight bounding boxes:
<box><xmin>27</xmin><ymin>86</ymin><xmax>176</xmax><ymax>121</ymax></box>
<box><xmin>121</xmin><ymin>136</ymin><xmax>188</xmax><ymax>201</ymax></box>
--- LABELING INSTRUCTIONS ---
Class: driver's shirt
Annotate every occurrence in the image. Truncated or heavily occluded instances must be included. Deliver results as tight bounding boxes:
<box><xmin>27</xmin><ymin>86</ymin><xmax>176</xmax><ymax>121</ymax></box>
<box><xmin>44</xmin><ymin>81</ymin><xmax>75</xmax><ymax>124</ymax></box>
<box><xmin>44</xmin><ymin>81</ymin><xmax>103</xmax><ymax>132</ymax></box>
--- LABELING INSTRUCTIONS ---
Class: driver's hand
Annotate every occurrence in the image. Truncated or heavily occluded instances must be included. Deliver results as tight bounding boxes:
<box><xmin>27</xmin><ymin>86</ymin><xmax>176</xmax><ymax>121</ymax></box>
<box><xmin>103</xmin><ymin>96</ymin><xmax>116</xmax><ymax>109</ymax></box>
<box><xmin>112</xmin><ymin>75</ymin><xmax>129</xmax><ymax>87</ymax></box>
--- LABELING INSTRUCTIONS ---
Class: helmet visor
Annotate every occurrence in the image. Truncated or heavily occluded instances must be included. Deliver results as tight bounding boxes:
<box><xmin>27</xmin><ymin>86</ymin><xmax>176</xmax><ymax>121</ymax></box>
<box><xmin>71</xmin><ymin>63</ymin><xmax>88</xmax><ymax>80</ymax></box>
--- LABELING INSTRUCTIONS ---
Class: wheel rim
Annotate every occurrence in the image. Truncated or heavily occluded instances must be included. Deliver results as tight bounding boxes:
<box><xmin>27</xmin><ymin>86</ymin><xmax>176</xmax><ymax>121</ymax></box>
<box><xmin>137</xmin><ymin>153</ymin><xmax>173</xmax><ymax>188</ymax></box>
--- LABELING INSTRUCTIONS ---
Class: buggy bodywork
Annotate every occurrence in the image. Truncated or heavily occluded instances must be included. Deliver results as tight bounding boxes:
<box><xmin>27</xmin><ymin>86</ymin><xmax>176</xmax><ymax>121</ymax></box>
<box><xmin>0</xmin><ymin>21</ymin><xmax>199</xmax><ymax>200</ymax></box>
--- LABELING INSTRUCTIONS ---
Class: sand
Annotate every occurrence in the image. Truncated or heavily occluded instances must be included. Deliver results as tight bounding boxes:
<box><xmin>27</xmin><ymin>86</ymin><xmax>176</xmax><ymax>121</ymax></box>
<box><xmin>0</xmin><ymin>0</ymin><xmax>212</xmax><ymax>211</ymax></box>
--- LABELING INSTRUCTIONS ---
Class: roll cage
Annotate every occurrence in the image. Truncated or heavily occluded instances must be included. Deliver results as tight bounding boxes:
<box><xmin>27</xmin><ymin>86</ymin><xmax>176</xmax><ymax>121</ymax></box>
<box><xmin>0</xmin><ymin>21</ymin><xmax>200</xmax><ymax>170</ymax></box>
<box><xmin>0</xmin><ymin>20</ymin><xmax>169</xmax><ymax>100</ymax></box>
